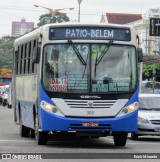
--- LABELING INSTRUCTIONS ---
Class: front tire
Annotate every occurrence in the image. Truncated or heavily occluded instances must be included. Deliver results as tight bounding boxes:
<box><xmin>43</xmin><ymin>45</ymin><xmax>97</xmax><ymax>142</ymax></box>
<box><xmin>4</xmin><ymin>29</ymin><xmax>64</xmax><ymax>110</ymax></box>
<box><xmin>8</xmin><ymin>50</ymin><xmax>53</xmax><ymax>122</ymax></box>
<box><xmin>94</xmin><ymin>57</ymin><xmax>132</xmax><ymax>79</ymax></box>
<box><xmin>113</xmin><ymin>132</ymin><xmax>128</xmax><ymax>146</ymax></box>
<box><xmin>35</xmin><ymin>115</ymin><xmax>48</xmax><ymax>145</ymax></box>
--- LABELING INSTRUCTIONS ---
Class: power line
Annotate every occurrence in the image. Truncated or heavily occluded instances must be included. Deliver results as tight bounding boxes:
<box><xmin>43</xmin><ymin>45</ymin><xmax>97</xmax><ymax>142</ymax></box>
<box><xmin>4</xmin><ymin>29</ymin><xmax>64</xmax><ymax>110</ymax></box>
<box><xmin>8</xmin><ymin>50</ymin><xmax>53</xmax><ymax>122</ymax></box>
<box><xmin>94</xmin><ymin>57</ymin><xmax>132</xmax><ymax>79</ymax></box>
<box><xmin>0</xmin><ymin>5</ymin><xmax>103</xmax><ymax>16</ymax></box>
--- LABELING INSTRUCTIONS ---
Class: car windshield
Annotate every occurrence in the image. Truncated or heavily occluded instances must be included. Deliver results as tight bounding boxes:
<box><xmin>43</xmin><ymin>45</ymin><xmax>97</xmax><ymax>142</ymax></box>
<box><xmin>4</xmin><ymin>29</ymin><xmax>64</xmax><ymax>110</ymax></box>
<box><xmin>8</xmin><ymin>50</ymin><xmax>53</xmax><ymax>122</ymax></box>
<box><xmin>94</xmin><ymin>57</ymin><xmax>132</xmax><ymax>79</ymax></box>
<box><xmin>139</xmin><ymin>96</ymin><xmax>160</xmax><ymax>110</ymax></box>
<box><xmin>42</xmin><ymin>44</ymin><xmax>137</xmax><ymax>93</ymax></box>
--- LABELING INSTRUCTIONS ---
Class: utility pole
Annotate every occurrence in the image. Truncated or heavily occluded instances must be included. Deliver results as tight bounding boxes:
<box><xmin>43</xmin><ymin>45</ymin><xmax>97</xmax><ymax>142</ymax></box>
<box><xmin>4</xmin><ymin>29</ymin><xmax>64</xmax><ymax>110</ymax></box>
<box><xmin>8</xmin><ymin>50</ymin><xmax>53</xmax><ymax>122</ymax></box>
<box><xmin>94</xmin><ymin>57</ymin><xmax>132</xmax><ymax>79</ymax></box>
<box><xmin>77</xmin><ymin>0</ymin><xmax>83</xmax><ymax>22</ymax></box>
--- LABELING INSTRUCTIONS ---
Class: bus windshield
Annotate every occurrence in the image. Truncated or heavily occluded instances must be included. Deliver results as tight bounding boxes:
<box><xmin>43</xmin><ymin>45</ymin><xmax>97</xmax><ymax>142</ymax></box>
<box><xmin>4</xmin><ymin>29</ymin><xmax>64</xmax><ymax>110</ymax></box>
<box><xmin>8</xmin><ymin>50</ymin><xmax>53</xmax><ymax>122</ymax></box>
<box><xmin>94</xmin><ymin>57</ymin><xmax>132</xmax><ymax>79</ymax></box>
<box><xmin>42</xmin><ymin>43</ymin><xmax>137</xmax><ymax>93</ymax></box>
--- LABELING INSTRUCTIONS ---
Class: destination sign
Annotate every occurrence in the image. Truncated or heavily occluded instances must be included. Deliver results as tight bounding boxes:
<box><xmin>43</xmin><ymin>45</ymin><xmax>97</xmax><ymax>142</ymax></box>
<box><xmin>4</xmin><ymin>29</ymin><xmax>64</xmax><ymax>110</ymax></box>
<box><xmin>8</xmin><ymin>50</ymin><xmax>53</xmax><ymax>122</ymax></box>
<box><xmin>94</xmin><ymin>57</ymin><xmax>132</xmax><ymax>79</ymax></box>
<box><xmin>49</xmin><ymin>27</ymin><xmax>131</xmax><ymax>41</ymax></box>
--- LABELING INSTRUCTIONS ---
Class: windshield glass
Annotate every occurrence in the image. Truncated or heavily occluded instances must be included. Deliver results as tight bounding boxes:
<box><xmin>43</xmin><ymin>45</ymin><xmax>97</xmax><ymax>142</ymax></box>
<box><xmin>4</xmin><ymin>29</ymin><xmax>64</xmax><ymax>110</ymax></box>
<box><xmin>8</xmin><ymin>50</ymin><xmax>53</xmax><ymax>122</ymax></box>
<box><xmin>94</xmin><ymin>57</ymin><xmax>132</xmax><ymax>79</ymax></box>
<box><xmin>139</xmin><ymin>97</ymin><xmax>160</xmax><ymax>110</ymax></box>
<box><xmin>43</xmin><ymin>44</ymin><xmax>89</xmax><ymax>93</ymax></box>
<box><xmin>42</xmin><ymin>44</ymin><xmax>137</xmax><ymax>93</ymax></box>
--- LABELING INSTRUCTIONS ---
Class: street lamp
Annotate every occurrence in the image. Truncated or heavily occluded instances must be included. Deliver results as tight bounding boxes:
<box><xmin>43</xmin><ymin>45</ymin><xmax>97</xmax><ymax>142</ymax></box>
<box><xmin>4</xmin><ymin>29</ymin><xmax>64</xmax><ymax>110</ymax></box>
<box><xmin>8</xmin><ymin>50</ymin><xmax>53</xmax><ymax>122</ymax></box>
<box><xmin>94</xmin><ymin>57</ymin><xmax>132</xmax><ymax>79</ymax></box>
<box><xmin>33</xmin><ymin>4</ymin><xmax>74</xmax><ymax>22</ymax></box>
<box><xmin>77</xmin><ymin>0</ymin><xmax>83</xmax><ymax>22</ymax></box>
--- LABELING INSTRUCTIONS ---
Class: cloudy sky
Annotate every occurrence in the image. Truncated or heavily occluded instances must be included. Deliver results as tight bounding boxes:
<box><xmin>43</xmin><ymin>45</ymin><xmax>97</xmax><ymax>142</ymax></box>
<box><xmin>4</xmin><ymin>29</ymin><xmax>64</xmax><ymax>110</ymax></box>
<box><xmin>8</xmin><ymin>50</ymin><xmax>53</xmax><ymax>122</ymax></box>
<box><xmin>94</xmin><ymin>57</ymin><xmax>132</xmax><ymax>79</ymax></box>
<box><xmin>0</xmin><ymin>0</ymin><xmax>160</xmax><ymax>36</ymax></box>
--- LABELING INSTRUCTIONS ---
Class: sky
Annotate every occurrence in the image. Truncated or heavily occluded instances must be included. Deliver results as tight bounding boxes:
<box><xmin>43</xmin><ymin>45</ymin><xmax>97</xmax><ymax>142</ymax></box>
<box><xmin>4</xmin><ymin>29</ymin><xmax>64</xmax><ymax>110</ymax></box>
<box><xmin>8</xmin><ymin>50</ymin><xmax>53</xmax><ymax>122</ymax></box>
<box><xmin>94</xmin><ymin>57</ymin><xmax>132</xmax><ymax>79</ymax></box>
<box><xmin>0</xmin><ymin>0</ymin><xmax>160</xmax><ymax>37</ymax></box>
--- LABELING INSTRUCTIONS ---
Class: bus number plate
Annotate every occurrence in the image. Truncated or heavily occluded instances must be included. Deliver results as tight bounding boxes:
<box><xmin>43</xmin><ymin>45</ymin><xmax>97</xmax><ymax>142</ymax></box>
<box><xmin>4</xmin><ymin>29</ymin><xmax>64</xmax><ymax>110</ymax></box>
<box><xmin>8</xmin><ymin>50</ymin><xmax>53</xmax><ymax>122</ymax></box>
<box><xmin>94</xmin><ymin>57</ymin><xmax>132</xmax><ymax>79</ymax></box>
<box><xmin>82</xmin><ymin>122</ymin><xmax>99</xmax><ymax>127</ymax></box>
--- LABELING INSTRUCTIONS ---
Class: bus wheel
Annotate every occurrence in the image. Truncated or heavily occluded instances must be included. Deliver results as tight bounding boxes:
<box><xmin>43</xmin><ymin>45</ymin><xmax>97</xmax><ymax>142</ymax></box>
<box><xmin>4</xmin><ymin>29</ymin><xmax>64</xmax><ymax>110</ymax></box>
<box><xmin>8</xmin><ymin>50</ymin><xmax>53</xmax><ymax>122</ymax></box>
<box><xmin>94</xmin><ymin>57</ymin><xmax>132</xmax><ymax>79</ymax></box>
<box><xmin>35</xmin><ymin>116</ymin><xmax>48</xmax><ymax>145</ymax></box>
<box><xmin>113</xmin><ymin>132</ymin><xmax>128</xmax><ymax>146</ymax></box>
<box><xmin>131</xmin><ymin>133</ymin><xmax>138</xmax><ymax>140</ymax></box>
<box><xmin>19</xmin><ymin>114</ymin><xmax>30</xmax><ymax>137</ymax></box>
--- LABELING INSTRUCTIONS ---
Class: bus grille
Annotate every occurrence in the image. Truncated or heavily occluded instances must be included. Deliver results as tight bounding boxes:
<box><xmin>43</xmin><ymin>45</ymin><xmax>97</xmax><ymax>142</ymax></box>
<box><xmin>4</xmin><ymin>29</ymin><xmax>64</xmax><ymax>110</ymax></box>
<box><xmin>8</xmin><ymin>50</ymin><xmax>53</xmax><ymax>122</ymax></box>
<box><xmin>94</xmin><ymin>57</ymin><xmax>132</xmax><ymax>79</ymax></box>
<box><xmin>150</xmin><ymin>120</ymin><xmax>160</xmax><ymax>125</ymax></box>
<box><xmin>64</xmin><ymin>99</ymin><xmax>117</xmax><ymax>109</ymax></box>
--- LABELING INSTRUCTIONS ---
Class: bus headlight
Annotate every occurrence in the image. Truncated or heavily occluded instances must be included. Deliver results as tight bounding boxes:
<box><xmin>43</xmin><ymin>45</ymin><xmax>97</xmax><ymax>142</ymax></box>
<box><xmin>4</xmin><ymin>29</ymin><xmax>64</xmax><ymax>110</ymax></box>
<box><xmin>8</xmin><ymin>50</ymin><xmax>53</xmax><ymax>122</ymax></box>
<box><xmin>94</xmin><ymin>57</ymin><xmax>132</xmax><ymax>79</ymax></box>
<box><xmin>41</xmin><ymin>101</ymin><xmax>64</xmax><ymax>117</ymax></box>
<box><xmin>116</xmin><ymin>102</ymin><xmax>138</xmax><ymax>117</ymax></box>
<box><xmin>45</xmin><ymin>104</ymin><xmax>52</xmax><ymax>111</ymax></box>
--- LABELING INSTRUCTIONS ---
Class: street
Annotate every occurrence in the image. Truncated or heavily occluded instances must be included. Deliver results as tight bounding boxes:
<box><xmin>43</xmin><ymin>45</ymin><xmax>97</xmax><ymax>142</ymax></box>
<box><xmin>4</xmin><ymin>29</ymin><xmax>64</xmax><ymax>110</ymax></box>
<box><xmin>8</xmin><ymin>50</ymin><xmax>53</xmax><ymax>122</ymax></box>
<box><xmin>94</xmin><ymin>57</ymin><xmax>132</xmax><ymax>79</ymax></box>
<box><xmin>0</xmin><ymin>105</ymin><xmax>160</xmax><ymax>162</ymax></box>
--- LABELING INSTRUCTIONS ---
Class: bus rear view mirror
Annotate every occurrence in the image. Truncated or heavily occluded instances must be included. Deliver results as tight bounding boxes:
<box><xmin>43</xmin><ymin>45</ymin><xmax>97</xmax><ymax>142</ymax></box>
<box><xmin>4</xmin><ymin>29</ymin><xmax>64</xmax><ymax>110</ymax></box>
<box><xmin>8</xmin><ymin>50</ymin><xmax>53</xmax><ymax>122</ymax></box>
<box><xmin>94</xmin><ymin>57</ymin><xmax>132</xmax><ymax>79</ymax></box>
<box><xmin>137</xmin><ymin>48</ymin><xmax>143</xmax><ymax>62</ymax></box>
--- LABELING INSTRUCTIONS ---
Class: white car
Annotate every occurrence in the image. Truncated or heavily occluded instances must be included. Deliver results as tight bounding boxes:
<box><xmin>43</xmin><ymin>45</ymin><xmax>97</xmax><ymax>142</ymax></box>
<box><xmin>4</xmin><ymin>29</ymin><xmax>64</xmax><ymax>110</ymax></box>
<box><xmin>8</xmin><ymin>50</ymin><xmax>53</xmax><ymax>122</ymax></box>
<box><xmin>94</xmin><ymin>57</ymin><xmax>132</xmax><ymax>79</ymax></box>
<box><xmin>131</xmin><ymin>93</ymin><xmax>160</xmax><ymax>140</ymax></box>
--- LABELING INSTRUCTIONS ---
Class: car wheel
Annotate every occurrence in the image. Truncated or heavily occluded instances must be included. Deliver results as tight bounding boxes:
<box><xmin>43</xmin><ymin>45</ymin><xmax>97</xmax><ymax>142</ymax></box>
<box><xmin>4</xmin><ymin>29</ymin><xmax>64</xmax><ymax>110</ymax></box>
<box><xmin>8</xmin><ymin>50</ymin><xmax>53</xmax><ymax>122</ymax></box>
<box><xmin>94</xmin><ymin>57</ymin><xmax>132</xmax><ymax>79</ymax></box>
<box><xmin>131</xmin><ymin>133</ymin><xmax>138</xmax><ymax>140</ymax></box>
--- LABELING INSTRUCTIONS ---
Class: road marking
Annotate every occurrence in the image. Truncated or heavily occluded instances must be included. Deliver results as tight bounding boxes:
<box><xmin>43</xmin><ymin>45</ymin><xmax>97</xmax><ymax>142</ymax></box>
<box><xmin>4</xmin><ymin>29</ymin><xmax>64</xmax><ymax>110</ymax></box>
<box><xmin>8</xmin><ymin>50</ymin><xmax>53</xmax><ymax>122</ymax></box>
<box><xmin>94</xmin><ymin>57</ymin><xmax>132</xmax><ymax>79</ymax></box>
<box><xmin>128</xmin><ymin>142</ymin><xmax>160</xmax><ymax>145</ymax></box>
<box><xmin>0</xmin><ymin>140</ymin><xmax>34</xmax><ymax>142</ymax></box>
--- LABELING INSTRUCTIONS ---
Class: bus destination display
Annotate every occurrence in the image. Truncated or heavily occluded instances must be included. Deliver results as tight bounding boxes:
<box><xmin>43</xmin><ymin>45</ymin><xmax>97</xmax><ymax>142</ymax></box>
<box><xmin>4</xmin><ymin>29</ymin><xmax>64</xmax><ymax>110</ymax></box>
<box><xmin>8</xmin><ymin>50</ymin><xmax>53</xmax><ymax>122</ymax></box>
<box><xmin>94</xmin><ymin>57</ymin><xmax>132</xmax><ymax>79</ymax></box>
<box><xmin>49</xmin><ymin>27</ymin><xmax>131</xmax><ymax>41</ymax></box>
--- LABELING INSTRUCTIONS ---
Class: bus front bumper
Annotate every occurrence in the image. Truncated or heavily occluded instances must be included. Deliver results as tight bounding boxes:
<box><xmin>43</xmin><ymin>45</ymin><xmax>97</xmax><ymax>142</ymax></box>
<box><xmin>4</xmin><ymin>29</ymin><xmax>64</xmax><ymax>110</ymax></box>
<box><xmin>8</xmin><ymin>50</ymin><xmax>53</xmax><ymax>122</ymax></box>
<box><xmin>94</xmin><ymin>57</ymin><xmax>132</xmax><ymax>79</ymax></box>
<box><xmin>40</xmin><ymin>109</ymin><xmax>138</xmax><ymax>132</ymax></box>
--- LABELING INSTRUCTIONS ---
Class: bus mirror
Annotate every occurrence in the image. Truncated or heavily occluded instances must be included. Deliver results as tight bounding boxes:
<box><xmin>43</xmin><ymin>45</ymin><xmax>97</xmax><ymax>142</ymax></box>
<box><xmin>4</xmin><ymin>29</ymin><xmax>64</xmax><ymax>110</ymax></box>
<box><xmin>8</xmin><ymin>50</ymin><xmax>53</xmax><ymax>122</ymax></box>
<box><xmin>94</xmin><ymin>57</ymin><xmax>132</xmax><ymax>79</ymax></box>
<box><xmin>137</xmin><ymin>48</ymin><xmax>143</xmax><ymax>62</ymax></box>
<box><xmin>33</xmin><ymin>47</ymin><xmax>40</xmax><ymax>63</ymax></box>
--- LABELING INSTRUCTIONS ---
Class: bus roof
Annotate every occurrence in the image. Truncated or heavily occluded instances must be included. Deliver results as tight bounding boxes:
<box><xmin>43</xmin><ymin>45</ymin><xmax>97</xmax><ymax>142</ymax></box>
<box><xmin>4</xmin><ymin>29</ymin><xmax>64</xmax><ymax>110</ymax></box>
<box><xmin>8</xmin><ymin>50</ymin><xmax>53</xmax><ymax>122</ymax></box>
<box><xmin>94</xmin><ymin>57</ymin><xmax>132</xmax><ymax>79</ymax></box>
<box><xmin>14</xmin><ymin>22</ymin><xmax>135</xmax><ymax>46</ymax></box>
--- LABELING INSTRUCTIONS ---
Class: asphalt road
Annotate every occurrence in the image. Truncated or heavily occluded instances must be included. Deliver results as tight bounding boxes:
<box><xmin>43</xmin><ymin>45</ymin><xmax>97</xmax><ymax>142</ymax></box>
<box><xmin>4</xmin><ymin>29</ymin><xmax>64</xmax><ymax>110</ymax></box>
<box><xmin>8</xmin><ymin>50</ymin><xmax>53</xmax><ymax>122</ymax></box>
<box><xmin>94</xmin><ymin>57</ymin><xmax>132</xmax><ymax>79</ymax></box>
<box><xmin>0</xmin><ymin>105</ymin><xmax>160</xmax><ymax>162</ymax></box>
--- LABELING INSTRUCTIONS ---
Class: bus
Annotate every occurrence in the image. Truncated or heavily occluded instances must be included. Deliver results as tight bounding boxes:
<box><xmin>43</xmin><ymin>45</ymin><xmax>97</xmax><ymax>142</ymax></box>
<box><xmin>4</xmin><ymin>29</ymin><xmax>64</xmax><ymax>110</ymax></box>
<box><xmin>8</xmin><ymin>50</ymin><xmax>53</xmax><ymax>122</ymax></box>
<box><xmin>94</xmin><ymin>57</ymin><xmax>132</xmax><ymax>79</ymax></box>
<box><xmin>13</xmin><ymin>23</ymin><xmax>143</xmax><ymax>146</ymax></box>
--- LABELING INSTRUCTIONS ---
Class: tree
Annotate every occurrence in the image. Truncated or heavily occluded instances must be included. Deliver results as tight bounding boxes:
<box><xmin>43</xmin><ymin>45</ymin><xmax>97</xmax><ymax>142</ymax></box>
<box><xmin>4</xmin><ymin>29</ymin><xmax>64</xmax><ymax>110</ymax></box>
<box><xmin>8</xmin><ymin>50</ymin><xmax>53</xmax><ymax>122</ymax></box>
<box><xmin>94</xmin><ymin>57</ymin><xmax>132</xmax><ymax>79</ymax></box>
<box><xmin>142</xmin><ymin>64</ymin><xmax>160</xmax><ymax>82</ymax></box>
<box><xmin>37</xmin><ymin>13</ymin><xmax>70</xmax><ymax>27</ymax></box>
<box><xmin>0</xmin><ymin>36</ymin><xmax>15</xmax><ymax>70</ymax></box>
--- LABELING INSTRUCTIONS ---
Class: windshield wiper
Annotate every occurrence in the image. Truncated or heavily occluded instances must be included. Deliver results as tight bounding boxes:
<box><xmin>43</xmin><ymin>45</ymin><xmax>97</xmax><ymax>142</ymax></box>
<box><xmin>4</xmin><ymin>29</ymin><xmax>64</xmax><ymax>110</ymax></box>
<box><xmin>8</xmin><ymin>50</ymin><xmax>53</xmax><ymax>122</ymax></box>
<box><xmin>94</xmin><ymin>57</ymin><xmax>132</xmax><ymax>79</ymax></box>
<box><xmin>94</xmin><ymin>40</ymin><xmax>113</xmax><ymax>77</ymax></box>
<box><xmin>82</xmin><ymin>53</ymin><xmax>88</xmax><ymax>78</ymax></box>
<box><xmin>68</xmin><ymin>40</ymin><xmax>86</xmax><ymax>65</ymax></box>
<box><xmin>95</xmin><ymin>40</ymin><xmax>113</xmax><ymax>65</ymax></box>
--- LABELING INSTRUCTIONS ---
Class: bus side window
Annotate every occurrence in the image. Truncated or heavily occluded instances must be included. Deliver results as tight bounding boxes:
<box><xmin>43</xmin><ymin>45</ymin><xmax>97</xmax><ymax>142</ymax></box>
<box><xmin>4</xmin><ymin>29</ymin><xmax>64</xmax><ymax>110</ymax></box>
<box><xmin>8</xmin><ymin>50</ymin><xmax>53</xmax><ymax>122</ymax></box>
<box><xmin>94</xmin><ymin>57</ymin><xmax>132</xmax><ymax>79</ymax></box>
<box><xmin>28</xmin><ymin>41</ymin><xmax>32</xmax><ymax>74</ymax></box>
<box><xmin>21</xmin><ymin>45</ymin><xmax>24</xmax><ymax>74</ymax></box>
<box><xmin>18</xmin><ymin>46</ymin><xmax>22</xmax><ymax>75</ymax></box>
<box><xmin>25</xmin><ymin>43</ymin><xmax>29</xmax><ymax>74</ymax></box>
<box><xmin>15</xmin><ymin>47</ymin><xmax>19</xmax><ymax>75</ymax></box>
<box><xmin>24</xmin><ymin>43</ymin><xmax>28</xmax><ymax>74</ymax></box>
<box><xmin>29</xmin><ymin>40</ymin><xmax>34</xmax><ymax>74</ymax></box>
<box><xmin>32</xmin><ymin>39</ymin><xmax>38</xmax><ymax>74</ymax></box>
<box><xmin>22</xmin><ymin>44</ymin><xmax>26</xmax><ymax>75</ymax></box>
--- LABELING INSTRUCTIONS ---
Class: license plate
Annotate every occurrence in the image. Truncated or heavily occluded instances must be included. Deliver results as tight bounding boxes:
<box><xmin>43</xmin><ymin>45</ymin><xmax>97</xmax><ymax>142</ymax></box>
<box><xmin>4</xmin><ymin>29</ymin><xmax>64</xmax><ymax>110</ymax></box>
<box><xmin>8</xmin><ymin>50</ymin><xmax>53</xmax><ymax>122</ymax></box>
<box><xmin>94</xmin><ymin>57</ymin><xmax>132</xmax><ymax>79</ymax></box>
<box><xmin>82</xmin><ymin>122</ymin><xmax>99</xmax><ymax>127</ymax></box>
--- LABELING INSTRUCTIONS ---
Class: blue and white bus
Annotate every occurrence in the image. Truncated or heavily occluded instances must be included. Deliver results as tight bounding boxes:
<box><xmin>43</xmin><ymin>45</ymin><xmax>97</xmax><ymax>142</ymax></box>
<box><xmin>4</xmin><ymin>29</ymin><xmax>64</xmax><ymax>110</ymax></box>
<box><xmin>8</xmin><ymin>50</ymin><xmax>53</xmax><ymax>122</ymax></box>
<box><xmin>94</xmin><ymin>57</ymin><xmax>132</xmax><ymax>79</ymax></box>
<box><xmin>13</xmin><ymin>23</ymin><xmax>143</xmax><ymax>146</ymax></box>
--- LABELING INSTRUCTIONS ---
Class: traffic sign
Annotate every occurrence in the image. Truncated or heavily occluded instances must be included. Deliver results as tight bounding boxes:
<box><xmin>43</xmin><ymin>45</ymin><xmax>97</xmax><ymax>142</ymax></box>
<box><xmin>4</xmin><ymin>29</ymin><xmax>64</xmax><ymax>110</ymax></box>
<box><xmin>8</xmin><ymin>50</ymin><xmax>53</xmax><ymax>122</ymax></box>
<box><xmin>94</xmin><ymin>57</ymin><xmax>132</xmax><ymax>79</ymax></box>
<box><xmin>149</xmin><ymin>18</ymin><xmax>160</xmax><ymax>36</ymax></box>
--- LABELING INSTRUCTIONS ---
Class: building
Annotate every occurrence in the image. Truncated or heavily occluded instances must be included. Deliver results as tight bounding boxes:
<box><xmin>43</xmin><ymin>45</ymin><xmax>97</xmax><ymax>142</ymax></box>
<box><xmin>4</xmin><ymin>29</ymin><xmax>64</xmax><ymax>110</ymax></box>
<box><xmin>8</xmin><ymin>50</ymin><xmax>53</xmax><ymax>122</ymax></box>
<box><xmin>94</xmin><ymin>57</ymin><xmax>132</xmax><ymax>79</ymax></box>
<box><xmin>100</xmin><ymin>10</ymin><xmax>160</xmax><ymax>56</ymax></box>
<box><xmin>100</xmin><ymin>13</ymin><xmax>142</xmax><ymax>24</ymax></box>
<box><xmin>128</xmin><ymin>19</ymin><xmax>151</xmax><ymax>54</ymax></box>
<box><xmin>143</xmin><ymin>8</ymin><xmax>160</xmax><ymax>19</ymax></box>
<box><xmin>128</xmin><ymin>8</ymin><xmax>160</xmax><ymax>56</ymax></box>
<box><xmin>12</xmin><ymin>18</ymin><xmax>34</xmax><ymax>37</ymax></box>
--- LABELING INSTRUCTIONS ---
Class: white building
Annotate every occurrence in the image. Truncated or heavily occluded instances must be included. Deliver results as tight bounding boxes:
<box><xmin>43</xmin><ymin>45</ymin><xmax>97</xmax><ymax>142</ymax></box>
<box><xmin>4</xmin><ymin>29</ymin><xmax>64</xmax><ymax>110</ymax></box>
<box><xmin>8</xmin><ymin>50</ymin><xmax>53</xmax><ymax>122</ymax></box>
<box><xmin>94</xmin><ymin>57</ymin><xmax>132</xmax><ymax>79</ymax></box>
<box><xmin>143</xmin><ymin>8</ymin><xmax>160</xmax><ymax>19</ymax></box>
<box><xmin>129</xmin><ymin>8</ymin><xmax>160</xmax><ymax>55</ymax></box>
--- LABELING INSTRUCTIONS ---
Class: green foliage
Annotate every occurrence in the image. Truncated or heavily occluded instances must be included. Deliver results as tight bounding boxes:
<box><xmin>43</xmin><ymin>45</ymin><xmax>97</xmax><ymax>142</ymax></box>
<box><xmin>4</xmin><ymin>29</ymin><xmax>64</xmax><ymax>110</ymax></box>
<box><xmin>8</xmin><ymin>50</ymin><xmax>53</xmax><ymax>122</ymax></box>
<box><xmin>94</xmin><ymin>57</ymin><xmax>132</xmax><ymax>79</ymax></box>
<box><xmin>37</xmin><ymin>13</ymin><xmax>70</xmax><ymax>27</ymax></box>
<box><xmin>0</xmin><ymin>36</ymin><xmax>15</xmax><ymax>69</ymax></box>
<box><xmin>142</xmin><ymin>64</ymin><xmax>160</xmax><ymax>82</ymax></box>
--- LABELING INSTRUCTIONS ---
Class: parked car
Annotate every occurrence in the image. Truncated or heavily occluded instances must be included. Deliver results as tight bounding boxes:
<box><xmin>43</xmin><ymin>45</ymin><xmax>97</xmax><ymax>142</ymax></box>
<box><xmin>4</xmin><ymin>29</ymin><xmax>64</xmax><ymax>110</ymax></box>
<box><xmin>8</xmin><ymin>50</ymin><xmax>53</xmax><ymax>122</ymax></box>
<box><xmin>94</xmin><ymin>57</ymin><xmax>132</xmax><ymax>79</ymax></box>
<box><xmin>0</xmin><ymin>84</ymin><xmax>5</xmax><ymax>105</ymax></box>
<box><xmin>131</xmin><ymin>93</ymin><xmax>160</xmax><ymax>140</ymax></box>
<box><xmin>7</xmin><ymin>84</ymin><xmax>12</xmax><ymax>108</ymax></box>
<box><xmin>0</xmin><ymin>85</ymin><xmax>10</xmax><ymax>107</ymax></box>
